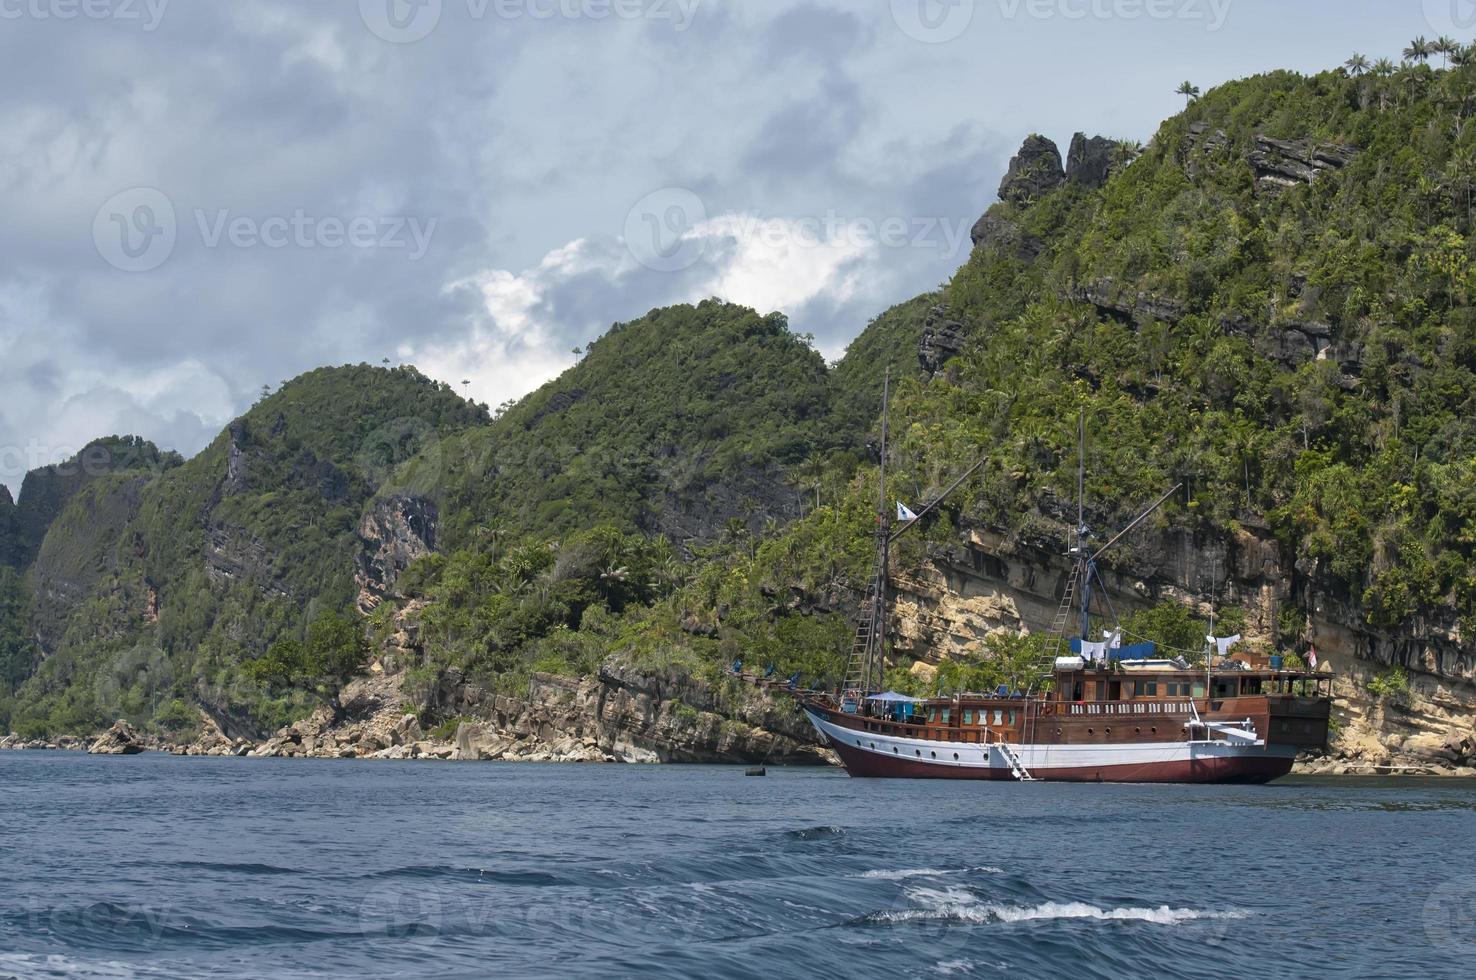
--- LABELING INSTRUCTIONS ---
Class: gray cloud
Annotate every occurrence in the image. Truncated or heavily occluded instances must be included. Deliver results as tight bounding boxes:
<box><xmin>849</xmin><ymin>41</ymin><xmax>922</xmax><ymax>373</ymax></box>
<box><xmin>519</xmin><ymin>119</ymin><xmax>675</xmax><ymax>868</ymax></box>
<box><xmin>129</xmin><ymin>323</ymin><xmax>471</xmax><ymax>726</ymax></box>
<box><xmin>0</xmin><ymin>0</ymin><xmax>1428</xmax><ymax>493</ymax></box>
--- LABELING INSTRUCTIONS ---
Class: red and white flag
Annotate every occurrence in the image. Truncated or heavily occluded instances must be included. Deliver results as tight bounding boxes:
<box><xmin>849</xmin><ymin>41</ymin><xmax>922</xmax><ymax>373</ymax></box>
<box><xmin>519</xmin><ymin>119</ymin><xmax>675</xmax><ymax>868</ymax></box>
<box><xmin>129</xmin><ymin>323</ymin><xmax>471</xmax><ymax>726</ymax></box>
<box><xmin>1308</xmin><ymin>646</ymin><xmax>1318</xmax><ymax>669</ymax></box>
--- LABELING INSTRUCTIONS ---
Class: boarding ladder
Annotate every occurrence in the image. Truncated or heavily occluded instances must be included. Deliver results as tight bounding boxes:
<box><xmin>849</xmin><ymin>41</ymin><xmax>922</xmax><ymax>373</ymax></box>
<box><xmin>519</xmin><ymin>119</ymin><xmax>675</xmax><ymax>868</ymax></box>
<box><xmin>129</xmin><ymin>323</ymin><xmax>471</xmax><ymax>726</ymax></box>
<box><xmin>995</xmin><ymin>739</ymin><xmax>1036</xmax><ymax>781</ymax></box>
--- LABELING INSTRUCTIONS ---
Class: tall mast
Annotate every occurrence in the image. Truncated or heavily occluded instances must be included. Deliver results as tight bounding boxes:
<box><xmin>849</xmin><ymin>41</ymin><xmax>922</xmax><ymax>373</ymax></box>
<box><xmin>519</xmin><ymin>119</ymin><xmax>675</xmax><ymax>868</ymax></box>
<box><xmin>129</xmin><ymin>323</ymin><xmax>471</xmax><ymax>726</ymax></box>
<box><xmin>1076</xmin><ymin>411</ymin><xmax>1090</xmax><ymax>641</ymax></box>
<box><xmin>869</xmin><ymin>368</ymin><xmax>892</xmax><ymax>696</ymax></box>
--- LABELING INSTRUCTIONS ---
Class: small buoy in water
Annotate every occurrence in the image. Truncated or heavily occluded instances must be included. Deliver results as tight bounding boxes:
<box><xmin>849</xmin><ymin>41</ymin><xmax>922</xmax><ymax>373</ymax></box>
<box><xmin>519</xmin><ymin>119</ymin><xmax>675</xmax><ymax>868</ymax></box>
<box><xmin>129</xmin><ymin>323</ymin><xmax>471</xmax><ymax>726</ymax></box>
<box><xmin>745</xmin><ymin>766</ymin><xmax>767</xmax><ymax>776</ymax></box>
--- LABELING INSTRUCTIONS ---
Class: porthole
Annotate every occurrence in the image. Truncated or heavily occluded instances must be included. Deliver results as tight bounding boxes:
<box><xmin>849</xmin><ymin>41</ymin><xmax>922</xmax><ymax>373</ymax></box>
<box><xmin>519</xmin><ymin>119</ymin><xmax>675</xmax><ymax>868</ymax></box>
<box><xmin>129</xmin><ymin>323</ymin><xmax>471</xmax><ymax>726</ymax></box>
<box><xmin>893</xmin><ymin>747</ymin><xmax>898</xmax><ymax>754</ymax></box>
<box><xmin>915</xmin><ymin>749</ymin><xmax>921</xmax><ymax>757</ymax></box>
<box><xmin>953</xmin><ymin>752</ymin><xmax>959</xmax><ymax>760</ymax></box>
<box><xmin>930</xmin><ymin>751</ymin><xmax>936</xmax><ymax>759</ymax></box>
<box><xmin>1150</xmin><ymin>727</ymin><xmax>1157</xmax><ymax>734</ymax></box>
<box><xmin>1055</xmin><ymin>728</ymin><xmax>1061</xmax><ymax>736</ymax></box>
<box><xmin>1105</xmin><ymin>728</ymin><xmax>1111</xmax><ymax>735</ymax></box>
<box><xmin>1087</xmin><ymin>728</ymin><xmax>1094</xmax><ymax>735</ymax></box>
<box><xmin>1135</xmin><ymin>727</ymin><xmax>1141</xmax><ymax>734</ymax></box>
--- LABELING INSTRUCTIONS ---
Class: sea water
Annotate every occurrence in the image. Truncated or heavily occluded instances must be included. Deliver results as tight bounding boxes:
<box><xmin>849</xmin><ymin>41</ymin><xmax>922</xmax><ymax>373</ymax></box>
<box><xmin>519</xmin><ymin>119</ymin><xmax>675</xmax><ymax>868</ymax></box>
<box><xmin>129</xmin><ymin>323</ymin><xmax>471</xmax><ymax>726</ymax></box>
<box><xmin>1</xmin><ymin>752</ymin><xmax>1473</xmax><ymax>978</ymax></box>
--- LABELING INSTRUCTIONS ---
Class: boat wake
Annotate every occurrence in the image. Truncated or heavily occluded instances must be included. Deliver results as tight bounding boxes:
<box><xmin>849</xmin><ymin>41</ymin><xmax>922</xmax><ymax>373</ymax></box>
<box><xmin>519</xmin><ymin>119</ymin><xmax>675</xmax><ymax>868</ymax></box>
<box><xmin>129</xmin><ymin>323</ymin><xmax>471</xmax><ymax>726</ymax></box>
<box><xmin>858</xmin><ymin>866</ymin><xmax>1004</xmax><ymax>880</ymax></box>
<box><xmin>863</xmin><ymin>886</ymin><xmax>1249</xmax><ymax>927</ymax></box>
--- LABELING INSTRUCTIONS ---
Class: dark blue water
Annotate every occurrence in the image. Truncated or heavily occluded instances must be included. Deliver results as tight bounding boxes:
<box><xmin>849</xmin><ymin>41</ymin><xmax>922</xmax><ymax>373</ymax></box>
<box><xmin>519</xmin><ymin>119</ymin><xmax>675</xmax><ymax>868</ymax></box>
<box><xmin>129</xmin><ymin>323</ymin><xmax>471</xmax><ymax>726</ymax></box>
<box><xmin>1</xmin><ymin>753</ymin><xmax>1474</xmax><ymax>979</ymax></box>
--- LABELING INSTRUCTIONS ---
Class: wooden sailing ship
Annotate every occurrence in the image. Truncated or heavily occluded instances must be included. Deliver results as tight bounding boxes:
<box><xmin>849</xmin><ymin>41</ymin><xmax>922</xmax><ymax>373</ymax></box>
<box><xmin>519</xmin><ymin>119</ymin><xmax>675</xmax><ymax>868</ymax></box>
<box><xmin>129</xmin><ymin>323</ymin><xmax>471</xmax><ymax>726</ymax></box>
<box><xmin>797</xmin><ymin>378</ymin><xmax>1332</xmax><ymax>783</ymax></box>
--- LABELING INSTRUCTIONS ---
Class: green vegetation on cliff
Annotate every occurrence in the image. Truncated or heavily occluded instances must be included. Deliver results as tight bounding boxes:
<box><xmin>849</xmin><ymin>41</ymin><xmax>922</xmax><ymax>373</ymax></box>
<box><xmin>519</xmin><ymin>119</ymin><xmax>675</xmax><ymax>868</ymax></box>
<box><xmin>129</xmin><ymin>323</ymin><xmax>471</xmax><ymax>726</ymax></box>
<box><xmin>917</xmin><ymin>61</ymin><xmax>1476</xmax><ymax>637</ymax></box>
<box><xmin>2</xmin><ymin>366</ymin><xmax>485</xmax><ymax>735</ymax></box>
<box><xmin>390</xmin><ymin>300</ymin><xmax>845</xmax><ymax>551</ymax></box>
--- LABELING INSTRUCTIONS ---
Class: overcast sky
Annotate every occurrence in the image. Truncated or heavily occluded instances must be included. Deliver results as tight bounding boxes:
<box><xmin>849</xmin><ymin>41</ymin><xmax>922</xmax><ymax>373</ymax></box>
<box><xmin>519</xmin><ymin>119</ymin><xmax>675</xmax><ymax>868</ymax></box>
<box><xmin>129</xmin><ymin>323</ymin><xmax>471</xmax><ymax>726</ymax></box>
<box><xmin>0</xmin><ymin>0</ymin><xmax>1455</xmax><ymax>493</ymax></box>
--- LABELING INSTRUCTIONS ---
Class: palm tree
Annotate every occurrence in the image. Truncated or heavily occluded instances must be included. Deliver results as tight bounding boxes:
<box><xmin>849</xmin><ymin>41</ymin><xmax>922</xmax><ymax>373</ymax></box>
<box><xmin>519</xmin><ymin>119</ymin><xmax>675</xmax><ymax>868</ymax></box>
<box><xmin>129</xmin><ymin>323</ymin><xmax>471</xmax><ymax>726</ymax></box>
<box><xmin>1405</xmin><ymin>36</ymin><xmax>1432</xmax><ymax>65</ymax></box>
<box><xmin>1344</xmin><ymin>53</ymin><xmax>1370</xmax><ymax>76</ymax></box>
<box><xmin>1437</xmin><ymin>35</ymin><xmax>1458</xmax><ymax>68</ymax></box>
<box><xmin>1455</xmin><ymin>44</ymin><xmax>1476</xmax><ymax>70</ymax></box>
<box><xmin>1175</xmin><ymin>80</ymin><xmax>1201</xmax><ymax>106</ymax></box>
<box><xmin>1373</xmin><ymin>58</ymin><xmax>1397</xmax><ymax>110</ymax></box>
<box><xmin>1111</xmin><ymin>139</ymin><xmax>1143</xmax><ymax>173</ymax></box>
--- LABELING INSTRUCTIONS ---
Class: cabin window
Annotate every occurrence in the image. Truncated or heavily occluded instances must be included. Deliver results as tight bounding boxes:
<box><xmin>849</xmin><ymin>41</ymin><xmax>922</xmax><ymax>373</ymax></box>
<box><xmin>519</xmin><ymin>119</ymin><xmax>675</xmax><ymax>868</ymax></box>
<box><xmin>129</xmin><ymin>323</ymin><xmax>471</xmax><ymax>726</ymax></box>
<box><xmin>1008</xmin><ymin>710</ymin><xmax>1017</xmax><ymax>726</ymax></box>
<box><xmin>1135</xmin><ymin>681</ymin><xmax>1158</xmax><ymax>697</ymax></box>
<box><xmin>963</xmin><ymin>710</ymin><xmax>973</xmax><ymax>725</ymax></box>
<box><xmin>993</xmin><ymin>710</ymin><xmax>1003</xmax><ymax>725</ymax></box>
<box><xmin>1191</xmin><ymin>682</ymin><xmax>1206</xmax><ymax>698</ymax></box>
<box><xmin>941</xmin><ymin>709</ymin><xmax>951</xmax><ymax>724</ymax></box>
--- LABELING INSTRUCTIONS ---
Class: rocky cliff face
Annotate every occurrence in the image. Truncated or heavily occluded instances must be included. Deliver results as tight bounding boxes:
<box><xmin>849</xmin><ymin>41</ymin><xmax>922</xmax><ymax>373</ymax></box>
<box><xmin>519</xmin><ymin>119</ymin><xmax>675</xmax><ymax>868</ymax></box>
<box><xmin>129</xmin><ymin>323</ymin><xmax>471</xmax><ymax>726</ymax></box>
<box><xmin>1066</xmin><ymin>132</ymin><xmax>1115</xmax><ymax>188</ymax></box>
<box><xmin>29</xmin><ymin>474</ymin><xmax>152</xmax><ymax>653</ymax></box>
<box><xmin>997</xmin><ymin>134</ymin><xmax>1066</xmax><ymax>205</ymax></box>
<box><xmin>243</xmin><ymin>656</ymin><xmax>831</xmax><ymax>765</ymax></box>
<box><xmin>10</xmin><ymin>437</ymin><xmax>175</xmax><ymax>570</ymax></box>
<box><xmin>640</xmin><ymin>461</ymin><xmax>805</xmax><ymax>557</ymax></box>
<box><xmin>355</xmin><ymin>494</ymin><xmax>438</xmax><ymax>610</ymax></box>
<box><xmin>0</xmin><ymin>485</ymin><xmax>18</xmax><ymax>569</ymax></box>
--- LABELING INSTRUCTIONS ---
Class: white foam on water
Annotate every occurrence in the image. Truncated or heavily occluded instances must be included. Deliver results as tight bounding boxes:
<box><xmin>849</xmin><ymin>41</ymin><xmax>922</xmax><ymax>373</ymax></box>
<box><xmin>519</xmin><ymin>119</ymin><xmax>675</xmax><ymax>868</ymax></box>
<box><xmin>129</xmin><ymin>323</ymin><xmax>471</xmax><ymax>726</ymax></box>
<box><xmin>872</xmin><ymin>887</ymin><xmax>1250</xmax><ymax>926</ymax></box>
<box><xmin>0</xmin><ymin>953</ymin><xmax>157</xmax><ymax>979</ymax></box>
<box><xmin>859</xmin><ymin>865</ymin><xmax>1004</xmax><ymax>880</ymax></box>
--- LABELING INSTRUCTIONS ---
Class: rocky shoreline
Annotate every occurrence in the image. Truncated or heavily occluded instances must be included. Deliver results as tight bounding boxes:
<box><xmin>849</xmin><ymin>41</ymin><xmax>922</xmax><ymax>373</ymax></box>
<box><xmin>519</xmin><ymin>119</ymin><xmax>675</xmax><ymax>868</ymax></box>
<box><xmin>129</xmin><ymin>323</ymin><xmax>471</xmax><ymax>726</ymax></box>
<box><xmin>7</xmin><ymin>724</ymin><xmax>1476</xmax><ymax>777</ymax></box>
<box><xmin>0</xmin><ymin>657</ymin><xmax>838</xmax><ymax>766</ymax></box>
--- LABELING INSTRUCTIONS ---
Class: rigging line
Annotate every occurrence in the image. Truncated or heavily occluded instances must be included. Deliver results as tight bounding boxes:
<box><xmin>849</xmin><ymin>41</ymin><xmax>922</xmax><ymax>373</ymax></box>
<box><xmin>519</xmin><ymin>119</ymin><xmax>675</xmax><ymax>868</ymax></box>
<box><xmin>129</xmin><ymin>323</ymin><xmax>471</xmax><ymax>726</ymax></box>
<box><xmin>1091</xmin><ymin>562</ymin><xmax>1121</xmax><ymax>630</ymax></box>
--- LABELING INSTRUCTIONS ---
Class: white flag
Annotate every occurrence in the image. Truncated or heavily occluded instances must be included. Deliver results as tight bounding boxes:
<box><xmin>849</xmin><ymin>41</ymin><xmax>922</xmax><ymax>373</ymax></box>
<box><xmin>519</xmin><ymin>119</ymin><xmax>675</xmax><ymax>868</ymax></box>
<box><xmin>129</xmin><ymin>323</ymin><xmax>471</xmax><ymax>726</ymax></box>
<box><xmin>897</xmin><ymin>502</ymin><xmax>918</xmax><ymax>521</ymax></box>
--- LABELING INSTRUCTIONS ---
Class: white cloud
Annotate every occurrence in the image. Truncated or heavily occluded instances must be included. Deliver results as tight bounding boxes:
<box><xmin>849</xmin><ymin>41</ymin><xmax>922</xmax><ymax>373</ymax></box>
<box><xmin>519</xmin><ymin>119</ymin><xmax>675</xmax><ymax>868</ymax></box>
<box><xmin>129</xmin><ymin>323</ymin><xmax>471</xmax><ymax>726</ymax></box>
<box><xmin>691</xmin><ymin>213</ymin><xmax>872</xmax><ymax>312</ymax></box>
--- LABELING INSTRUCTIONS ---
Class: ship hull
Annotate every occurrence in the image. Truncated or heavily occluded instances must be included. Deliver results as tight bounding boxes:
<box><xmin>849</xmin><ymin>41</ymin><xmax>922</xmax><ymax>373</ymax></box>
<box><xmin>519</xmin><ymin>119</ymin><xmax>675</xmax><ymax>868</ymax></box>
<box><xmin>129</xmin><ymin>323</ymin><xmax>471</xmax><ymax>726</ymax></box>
<box><xmin>805</xmin><ymin>706</ymin><xmax>1296</xmax><ymax>784</ymax></box>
